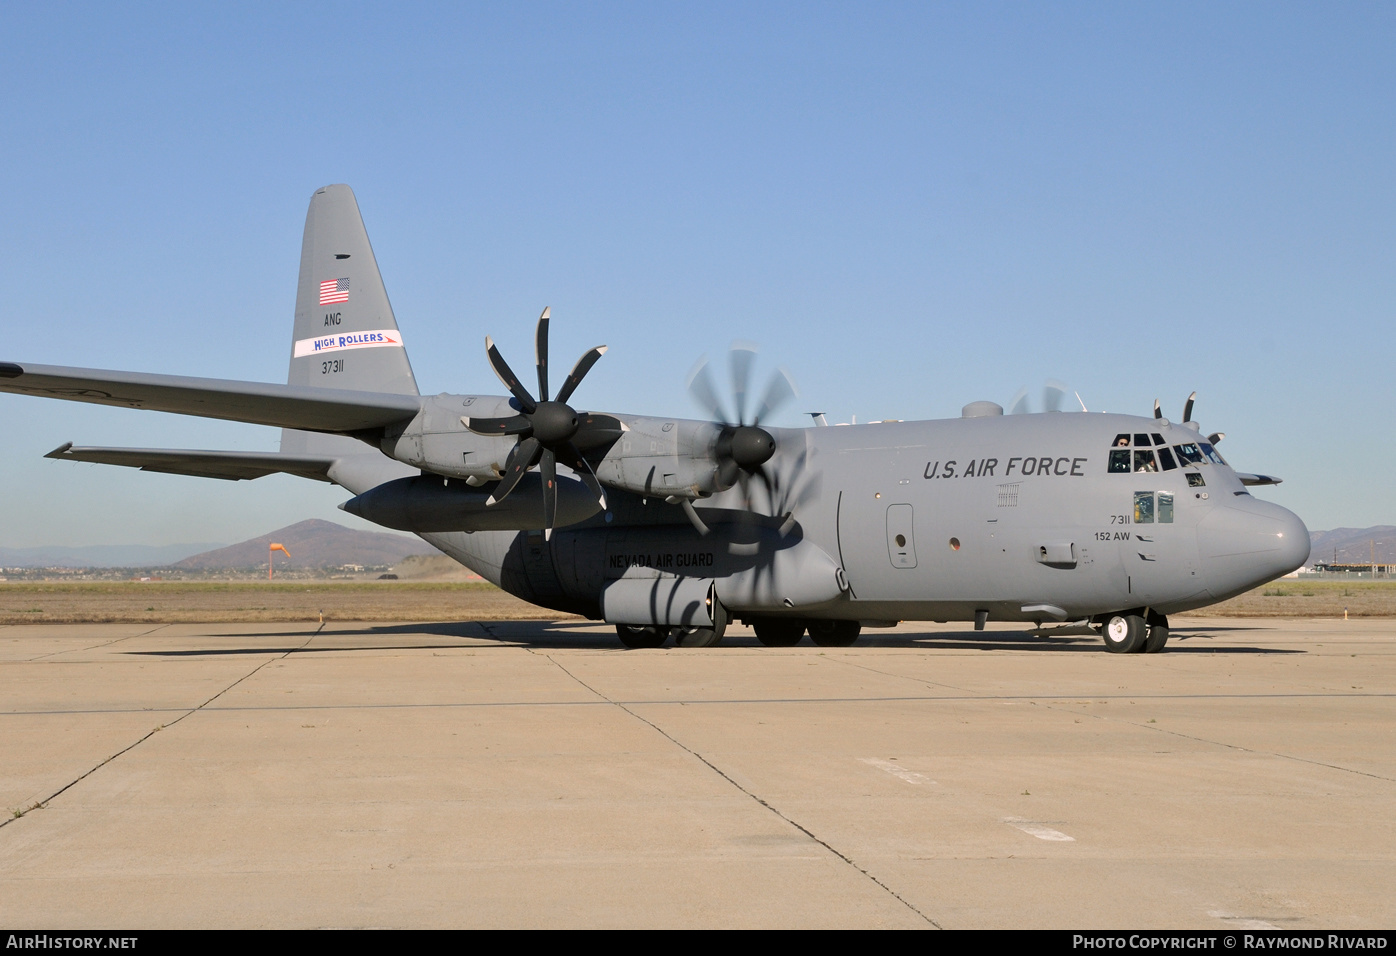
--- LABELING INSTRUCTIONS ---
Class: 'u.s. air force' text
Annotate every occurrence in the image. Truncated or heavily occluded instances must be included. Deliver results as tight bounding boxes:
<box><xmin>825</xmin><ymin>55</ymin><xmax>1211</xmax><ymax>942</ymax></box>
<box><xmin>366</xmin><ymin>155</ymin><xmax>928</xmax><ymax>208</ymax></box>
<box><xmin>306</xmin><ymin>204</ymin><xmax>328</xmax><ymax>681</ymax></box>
<box><xmin>925</xmin><ymin>456</ymin><xmax>1088</xmax><ymax>479</ymax></box>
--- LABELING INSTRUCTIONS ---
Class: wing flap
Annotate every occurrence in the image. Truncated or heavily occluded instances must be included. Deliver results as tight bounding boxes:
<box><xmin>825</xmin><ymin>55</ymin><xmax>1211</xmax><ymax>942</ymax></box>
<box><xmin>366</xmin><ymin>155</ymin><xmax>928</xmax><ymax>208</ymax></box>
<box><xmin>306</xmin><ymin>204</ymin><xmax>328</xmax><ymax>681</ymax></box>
<box><xmin>45</xmin><ymin>443</ymin><xmax>339</xmax><ymax>483</ymax></box>
<box><xmin>1</xmin><ymin>363</ymin><xmax>420</xmax><ymax>433</ymax></box>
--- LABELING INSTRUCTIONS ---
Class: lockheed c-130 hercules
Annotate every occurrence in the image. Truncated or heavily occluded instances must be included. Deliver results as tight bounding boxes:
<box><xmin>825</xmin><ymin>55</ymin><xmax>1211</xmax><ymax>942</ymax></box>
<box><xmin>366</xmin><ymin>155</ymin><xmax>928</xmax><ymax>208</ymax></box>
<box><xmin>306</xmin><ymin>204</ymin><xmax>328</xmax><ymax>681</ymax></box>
<box><xmin>0</xmin><ymin>185</ymin><xmax>1310</xmax><ymax>653</ymax></box>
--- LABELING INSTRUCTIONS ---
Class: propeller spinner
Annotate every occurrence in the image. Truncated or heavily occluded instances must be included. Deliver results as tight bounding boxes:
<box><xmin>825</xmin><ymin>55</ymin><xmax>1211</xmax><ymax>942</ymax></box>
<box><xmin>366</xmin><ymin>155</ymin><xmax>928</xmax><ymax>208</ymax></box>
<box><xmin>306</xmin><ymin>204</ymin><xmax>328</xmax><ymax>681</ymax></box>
<box><xmin>685</xmin><ymin>345</ymin><xmax>800</xmax><ymax>546</ymax></box>
<box><xmin>463</xmin><ymin>308</ymin><xmax>623</xmax><ymax>539</ymax></box>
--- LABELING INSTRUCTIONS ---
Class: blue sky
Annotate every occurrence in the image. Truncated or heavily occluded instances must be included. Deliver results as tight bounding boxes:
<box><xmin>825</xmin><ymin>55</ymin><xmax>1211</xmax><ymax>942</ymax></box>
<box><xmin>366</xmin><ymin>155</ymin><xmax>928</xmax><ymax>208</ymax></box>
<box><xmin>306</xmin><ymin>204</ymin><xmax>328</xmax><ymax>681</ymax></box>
<box><xmin>2</xmin><ymin>2</ymin><xmax>1393</xmax><ymax>547</ymax></box>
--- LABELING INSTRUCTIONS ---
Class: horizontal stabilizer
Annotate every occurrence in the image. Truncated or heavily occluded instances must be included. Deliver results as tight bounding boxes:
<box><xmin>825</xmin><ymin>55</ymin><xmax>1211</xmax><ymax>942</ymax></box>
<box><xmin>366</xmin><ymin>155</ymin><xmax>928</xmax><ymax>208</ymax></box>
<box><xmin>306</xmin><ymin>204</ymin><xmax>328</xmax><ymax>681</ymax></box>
<box><xmin>1</xmin><ymin>362</ymin><xmax>421</xmax><ymax>433</ymax></box>
<box><xmin>45</xmin><ymin>443</ymin><xmax>340</xmax><ymax>483</ymax></box>
<box><xmin>1235</xmin><ymin>473</ymin><xmax>1282</xmax><ymax>487</ymax></box>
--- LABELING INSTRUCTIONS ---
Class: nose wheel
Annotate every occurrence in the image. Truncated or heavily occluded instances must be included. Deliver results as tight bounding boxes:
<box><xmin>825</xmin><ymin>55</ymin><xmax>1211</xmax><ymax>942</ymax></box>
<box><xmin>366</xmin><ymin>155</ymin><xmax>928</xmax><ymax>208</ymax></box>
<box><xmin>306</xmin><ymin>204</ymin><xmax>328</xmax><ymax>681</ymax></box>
<box><xmin>1100</xmin><ymin>611</ymin><xmax>1168</xmax><ymax>653</ymax></box>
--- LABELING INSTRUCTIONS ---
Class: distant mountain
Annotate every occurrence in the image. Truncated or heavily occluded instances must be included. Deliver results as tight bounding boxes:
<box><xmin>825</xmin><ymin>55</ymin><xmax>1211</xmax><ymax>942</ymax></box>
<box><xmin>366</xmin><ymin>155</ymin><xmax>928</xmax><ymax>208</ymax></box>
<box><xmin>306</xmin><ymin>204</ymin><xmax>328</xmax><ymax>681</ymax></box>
<box><xmin>0</xmin><ymin>542</ymin><xmax>226</xmax><ymax>568</ymax></box>
<box><xmin>174</xmin><ymin>519</ymin><xmax>438</xmax><ymax>570</ymax></box>
<box><xmin>1309</xmin><ymin>527</ymin><xmax>1396</xmax><ymax>565</ymax></box>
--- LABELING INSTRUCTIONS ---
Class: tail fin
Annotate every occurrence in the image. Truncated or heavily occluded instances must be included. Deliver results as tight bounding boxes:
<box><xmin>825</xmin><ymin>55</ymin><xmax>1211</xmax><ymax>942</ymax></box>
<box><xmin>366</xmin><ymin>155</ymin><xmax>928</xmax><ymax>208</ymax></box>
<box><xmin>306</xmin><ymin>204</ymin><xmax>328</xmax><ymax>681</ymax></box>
<box><xmin>282</xmin><ymin>184</ymin><xmax>418</xmax><ymax>456</ymax></box>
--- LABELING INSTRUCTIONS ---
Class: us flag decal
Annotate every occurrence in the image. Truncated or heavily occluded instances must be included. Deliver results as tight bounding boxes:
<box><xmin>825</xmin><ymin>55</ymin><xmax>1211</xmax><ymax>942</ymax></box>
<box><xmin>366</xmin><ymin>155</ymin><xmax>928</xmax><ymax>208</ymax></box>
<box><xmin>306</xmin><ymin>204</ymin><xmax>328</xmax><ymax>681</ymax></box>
<box><xmin>319</xmin><ymin>278</ymin><xmax>349</xmax><ymax>305</ymax></box>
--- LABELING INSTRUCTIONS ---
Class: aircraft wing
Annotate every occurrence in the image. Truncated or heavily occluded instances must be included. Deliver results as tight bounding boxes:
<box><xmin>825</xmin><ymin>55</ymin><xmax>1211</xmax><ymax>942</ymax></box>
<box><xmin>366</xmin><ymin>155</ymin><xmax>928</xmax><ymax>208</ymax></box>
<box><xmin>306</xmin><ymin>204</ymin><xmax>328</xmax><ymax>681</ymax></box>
<box><xmin>1235</xmin><ymin>473</ymin><xmax>1282</xmax><ymax>486</ymax></box>
<box><xmin>0</xmin><ymin>362</ymin><xmax>421</xmax><ymax>433</ymax></box>
<box><xmin>44</xmin><ymin>443</ymin><xmax>341</xmax><ymax>483</ymax></box>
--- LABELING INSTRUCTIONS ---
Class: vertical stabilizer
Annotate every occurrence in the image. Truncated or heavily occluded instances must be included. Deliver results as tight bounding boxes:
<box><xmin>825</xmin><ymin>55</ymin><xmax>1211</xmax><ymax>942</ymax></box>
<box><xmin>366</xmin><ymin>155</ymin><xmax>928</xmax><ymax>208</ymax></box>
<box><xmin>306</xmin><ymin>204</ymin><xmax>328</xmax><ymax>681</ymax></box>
<box><xmin>282</xmin><ymin>184</ymin><xmax>418</xmax><ymax>457</ymax></box>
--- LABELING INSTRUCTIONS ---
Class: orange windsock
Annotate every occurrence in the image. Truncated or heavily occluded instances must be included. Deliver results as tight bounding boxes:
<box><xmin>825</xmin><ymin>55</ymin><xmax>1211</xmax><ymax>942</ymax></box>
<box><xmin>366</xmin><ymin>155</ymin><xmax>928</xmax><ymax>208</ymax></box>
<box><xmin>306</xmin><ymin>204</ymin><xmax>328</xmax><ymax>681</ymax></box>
<box><xmin>268</xmin><ymin>543</ymin><xmax>290</xmax><ymax>580</ymax></box>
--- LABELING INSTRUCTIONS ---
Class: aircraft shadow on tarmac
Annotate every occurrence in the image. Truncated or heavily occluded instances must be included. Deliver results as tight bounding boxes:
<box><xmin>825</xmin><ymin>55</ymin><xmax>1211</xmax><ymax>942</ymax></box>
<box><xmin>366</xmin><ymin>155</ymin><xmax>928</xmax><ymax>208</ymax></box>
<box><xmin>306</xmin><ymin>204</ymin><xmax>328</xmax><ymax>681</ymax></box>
<box><xmin>121</xmin><ymin>621</ymin><xmax>1306</xmax><ymax>656</ymax></box>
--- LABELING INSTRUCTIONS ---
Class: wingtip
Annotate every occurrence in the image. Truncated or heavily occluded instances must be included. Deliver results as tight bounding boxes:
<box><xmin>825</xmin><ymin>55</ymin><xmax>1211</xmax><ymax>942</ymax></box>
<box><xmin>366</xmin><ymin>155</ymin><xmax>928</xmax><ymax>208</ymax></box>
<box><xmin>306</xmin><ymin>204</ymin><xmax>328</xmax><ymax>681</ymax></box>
<box><xmin>44</xmin><ymin>441</ymin><xmax>74</xmax><ymax>459</ymax></box>
<box><xmin>0</xmin><ymin>362</ymin><xmax>23</xmax><ymax>378</ymax></box>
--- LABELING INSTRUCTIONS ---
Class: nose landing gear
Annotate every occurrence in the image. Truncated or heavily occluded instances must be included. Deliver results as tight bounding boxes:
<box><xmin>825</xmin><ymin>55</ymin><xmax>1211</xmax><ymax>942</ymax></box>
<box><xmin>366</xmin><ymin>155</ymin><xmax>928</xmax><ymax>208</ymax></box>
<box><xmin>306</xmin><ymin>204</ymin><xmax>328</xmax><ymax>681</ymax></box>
<box><xmin>1100</xmin><ymin>610</ymin><xmax>1168</xmax><ymax>654</ymax></box>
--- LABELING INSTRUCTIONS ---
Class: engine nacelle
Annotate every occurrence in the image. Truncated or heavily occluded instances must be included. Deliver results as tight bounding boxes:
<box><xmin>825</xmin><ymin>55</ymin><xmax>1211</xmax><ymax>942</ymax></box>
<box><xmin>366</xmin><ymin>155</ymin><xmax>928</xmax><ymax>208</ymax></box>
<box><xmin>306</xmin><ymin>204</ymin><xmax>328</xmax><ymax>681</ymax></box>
<box><xmin>340</xmin><ymin>473</ymin><xmax>601</xmax><ymax>533</ymax></box>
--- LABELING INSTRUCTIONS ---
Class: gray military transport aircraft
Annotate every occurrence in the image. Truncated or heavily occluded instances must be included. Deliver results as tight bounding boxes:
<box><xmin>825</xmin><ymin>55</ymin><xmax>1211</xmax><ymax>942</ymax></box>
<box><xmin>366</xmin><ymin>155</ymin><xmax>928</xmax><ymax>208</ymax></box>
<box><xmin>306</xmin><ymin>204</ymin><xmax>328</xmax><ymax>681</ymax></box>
<box><xmin>0</xmin><ymin>185</ymin><xmax>1310</xmax><ymax>652</ymax></box>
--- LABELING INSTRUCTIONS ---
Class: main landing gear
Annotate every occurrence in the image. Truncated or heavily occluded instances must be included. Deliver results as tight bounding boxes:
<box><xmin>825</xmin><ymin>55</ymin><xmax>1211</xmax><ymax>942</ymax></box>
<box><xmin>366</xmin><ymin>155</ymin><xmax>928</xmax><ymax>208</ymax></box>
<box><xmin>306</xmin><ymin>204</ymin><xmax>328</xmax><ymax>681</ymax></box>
<box><xmin>1099</xmin><ymin>610</ymin><xmax>1168</xmax><ymax>654</ymax></box>
<box><xmin>753</xmin><ymin>618</ymin><xmax>861</xmax><ymax>647</ymax></box>
<box><xmin>617</xmin><ymin>617</ymin><xmax>863</xmax><ymax>649</ymax></box>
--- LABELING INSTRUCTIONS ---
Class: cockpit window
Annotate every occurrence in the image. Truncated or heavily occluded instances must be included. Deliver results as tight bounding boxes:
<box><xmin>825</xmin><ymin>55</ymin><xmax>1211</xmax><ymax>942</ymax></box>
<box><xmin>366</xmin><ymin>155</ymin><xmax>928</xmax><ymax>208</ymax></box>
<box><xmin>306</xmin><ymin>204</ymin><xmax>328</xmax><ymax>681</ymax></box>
<box><xmin>1151</xmin><ymin>433</ymin><xmax>1166</xmax><ymax>445</ymax></box>
<box><xmin>1157</xmin><ymin>447</ymin><xmax>1178</xmax><ymax>471</ymax></box>
<box><xmin>1200</xmin><ymin>442</ymin><xmax>1226</xmax><ymax>466</ymax></box>
<box><xmin>1186</xmin><ymin>472</ymin><xmax>1206</xmax><ymax>487</ymax></box>
<box><xmin>1134</xmin><ymin>450</ymin><xmax>1158</xmax><ymax>472</ymax></box>
<box><xmin>1133</xmin><ymin>433</ymin><xmax>1151</xmax><ymax>447</ymax></box>
<box><xmin>1109</xmin><ymin>449</ymin><xmax>1131</xmax><ymax>473</ymax></box>
<box><xmin>1175</xmin><ymin>443</ymin><xmax>1205</xmax><ymax>466</ymax></box>
<box><xmin>1113</xmin><ymin>433</ymin><xmax>1131</xmax><ymax>447</ymax></box>
<box><xmin>1158</xmin><ymin>492</ymin><xmax>1174</xmax><ymax>522</ymax></box>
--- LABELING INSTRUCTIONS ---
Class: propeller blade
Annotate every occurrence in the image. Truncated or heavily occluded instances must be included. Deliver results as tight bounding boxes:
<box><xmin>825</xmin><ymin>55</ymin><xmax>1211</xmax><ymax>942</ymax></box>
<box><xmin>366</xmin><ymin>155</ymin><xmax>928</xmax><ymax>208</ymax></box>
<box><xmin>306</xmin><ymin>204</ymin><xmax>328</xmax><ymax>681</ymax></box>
<box><xmin>1043</xmin><ymin>380</ymin><xmax>1069</xmax><ymax>413</ymax></box>
<box><xmin>572</xmin><ymin>413</ymin><xmax>626</xmax><ymax>450</ymax></box>
<box><xmin>486</xmin><ymin>437</ymin><xmax>542</xmax><ymax>505</ymax></box>
<box><xmin>540</xmin><ymin>447</ymin><xmax>557</xmax><ymax>540</ymax></box>
<box><xmin>716</xmin><ymin>456</ymin><xmax>741</xmax><ymax>489</ymax></box>
<box><xmin>485</xmin><ymin>337</ymin><xmax>538</xmax><ymax>413</ymax></box>
<box><xmin>559</xmin><ymin>442</ymin><xmax>607</xmax><ymax>510</ymax></box>
<box><xmin>1183</xmin><ymin>391</ymin><xmax>1196</xmax><ymax>423</ymax></box>
<box><xmin>461</xmin><ymin>415</ymin><xmax>533</xmax><ymax>436</ymax></box>
<box><xmin>554</xmin><ymin>345</ymin><xmax>608</xmax><ymax>404</ymax></box>
<box><xmin>686</xmin><ymin>357</ymin><xmax>730</xmax><ymax>424</ymax></box>
<box><xmin>1008</xmin><ymin>387</ymin><xmax>1031</xmax><ymax>415</ymax></box>
<box><xmin>1208</xmin><ymin>432</ymin><xmax>1224</xmax><ymax>445</ymax></box>
<box><xmin>1153</xmin><ymin>399</ymin><xmax>1162</xmax><ymax>420</ymax></box>
<box><xmin>535</xmin><ymin>307</ymin><xmax>550</xmax><ymax>403</ymax></box>
<box><xmin>681</xmin><ymin>498</ymin><xmax>710</xmax><ymax>536</ymax></box>
<box><xmin>753</xmin><ymin>368</ymin><xmax>796</xmax><ymax>425</ymax></box>
<box><xmin>730</xmin><ymin>345</ymin><xmax>757</xmax><ymax>423</ymax></box>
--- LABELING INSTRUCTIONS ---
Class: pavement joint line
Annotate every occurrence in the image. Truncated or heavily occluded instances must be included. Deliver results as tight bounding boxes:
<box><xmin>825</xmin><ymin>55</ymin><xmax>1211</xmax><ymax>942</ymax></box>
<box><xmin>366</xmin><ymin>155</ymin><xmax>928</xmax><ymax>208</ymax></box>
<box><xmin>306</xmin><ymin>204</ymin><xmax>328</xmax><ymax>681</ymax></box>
<box><xmin>825</xmin><ymin>653</ymin><xmax>984</xmax><ymax>696</ymax></box>
<box><xmin>1032</xmin><ymin>699</ymin><xmax>1396</xmax><ymax>783</ymax></box>
<box><xmin>4</xmin><ymin>689</ymin><xmax>1394</xmax><ymax>718</ymax></box>
<box><xmin>27</xmin><ymin>623</ymin><xmax>171</xmax><ymax>662</ymax></box>
<box><xmin>541</xmin><ymin>653</ymin><xmax>942</xmax><ymax>929</ymax></box>
<box><xmin>0</xmin><ymin>623</ymin><xmax>323</xmax><ymax>830</ymax></box>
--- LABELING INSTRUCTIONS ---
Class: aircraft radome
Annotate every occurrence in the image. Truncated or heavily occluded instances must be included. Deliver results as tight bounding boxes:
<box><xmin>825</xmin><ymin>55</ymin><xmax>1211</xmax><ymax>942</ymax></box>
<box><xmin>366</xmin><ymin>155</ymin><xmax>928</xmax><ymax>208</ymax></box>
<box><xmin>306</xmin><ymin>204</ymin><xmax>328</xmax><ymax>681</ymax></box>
<box><xmin>0</xmin><ymin>185</ymin><xmax>1310</xmax><ymax>652</ymax></box>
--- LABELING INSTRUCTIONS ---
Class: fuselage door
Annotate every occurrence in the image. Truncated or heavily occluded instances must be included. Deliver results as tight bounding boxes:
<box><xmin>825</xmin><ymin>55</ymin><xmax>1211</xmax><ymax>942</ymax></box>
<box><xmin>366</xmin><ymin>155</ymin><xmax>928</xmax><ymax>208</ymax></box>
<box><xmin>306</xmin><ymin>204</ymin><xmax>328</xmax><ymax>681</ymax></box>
<box><xmin>886</xmin><ymin>503</ymin><xmax>917</xmax><ymax>569</ymax></box>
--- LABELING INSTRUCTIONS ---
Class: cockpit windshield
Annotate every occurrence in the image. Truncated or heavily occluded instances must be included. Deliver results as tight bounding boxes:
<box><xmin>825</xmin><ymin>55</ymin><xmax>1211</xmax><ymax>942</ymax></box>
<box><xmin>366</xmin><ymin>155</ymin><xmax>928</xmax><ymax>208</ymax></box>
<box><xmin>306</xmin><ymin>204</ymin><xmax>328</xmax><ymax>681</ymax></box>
<box><xmin>1174</xmin><ymin>443</ymin><xmax>1205</xmax><ymax>466</ymax></box>
<box><xmin>1200</xmin><ymin>442</ymin><xmax>1227</xmax><ymax>466</ymax></box>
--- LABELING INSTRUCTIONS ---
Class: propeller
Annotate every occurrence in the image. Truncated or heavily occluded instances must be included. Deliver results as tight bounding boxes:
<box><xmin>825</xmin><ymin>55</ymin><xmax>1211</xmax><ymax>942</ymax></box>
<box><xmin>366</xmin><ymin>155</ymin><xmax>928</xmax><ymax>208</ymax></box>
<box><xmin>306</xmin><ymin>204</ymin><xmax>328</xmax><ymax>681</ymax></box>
<box><xmin>463</xmin><ymin>307</ymin><xmax>624</xmax><ymax>539</ymax></box>
<box><xmin>685</xmin><ymin>345</ymin><xmax>801</xmax><ymax>549</ymax></box>
<box><xmin>1008</xmin><ymin>379</ymin><xmax>1078</xmax><ymax>414</ymax></box>
<box><xmin>1153</xmin><ymin>391</ymin><xmax>1222</xmax><ymax>444</ymax></box>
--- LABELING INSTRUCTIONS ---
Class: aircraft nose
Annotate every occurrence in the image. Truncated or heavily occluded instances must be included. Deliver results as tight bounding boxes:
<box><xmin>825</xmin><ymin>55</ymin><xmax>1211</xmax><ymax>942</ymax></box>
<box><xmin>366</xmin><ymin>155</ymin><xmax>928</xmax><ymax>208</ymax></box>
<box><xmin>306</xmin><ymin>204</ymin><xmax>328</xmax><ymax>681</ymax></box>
<box><xmin>1197</xmin><ymin>496</ymin><xmax>1311</xmax><ymax>599</ymax></box>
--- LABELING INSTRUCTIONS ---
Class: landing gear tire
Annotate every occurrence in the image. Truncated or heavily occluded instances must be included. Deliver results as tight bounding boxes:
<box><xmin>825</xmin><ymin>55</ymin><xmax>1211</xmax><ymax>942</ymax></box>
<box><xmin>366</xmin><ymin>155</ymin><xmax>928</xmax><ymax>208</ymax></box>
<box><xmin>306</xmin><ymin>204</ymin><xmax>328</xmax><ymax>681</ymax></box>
<box><xmin>674</xmin><ymin>594</ymin><xmax>728</xmax><ymax>648</ymax></box>
<box><xmin>673</xmin><ymin>625</ymin><xmax>723</xmax><ymax>648</ymax></box>
<box><xmin>808</xmin><ymin>620</ymin><xmax>861</xmax><ymax>647</ymax></box>
<box><xmin>1143</xmin><ymin>612</ymin><xmax>1169</xmax><ymax>654</ymax></box>
<box><xmin>1101</xmin><ymin>613</ymin><xmax>1147</xmax><ymax>654</ymax></box>
<box><xmin>753</xmin><ymin>619</ymin><xmax>805</xmax><ymax>647</ymax></box>
<box><xmin>616</xmin><ymin>624</ymin><xmax>668</xmax><ymax>649</ymax></box>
